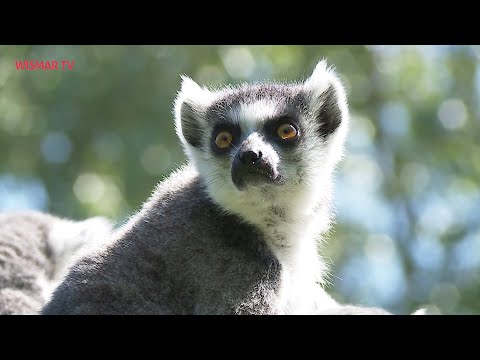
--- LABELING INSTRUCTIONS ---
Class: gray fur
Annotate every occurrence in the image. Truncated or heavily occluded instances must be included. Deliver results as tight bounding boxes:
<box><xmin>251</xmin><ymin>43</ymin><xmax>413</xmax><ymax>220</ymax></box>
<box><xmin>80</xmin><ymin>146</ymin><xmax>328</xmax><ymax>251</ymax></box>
<box><xmin>0</xmin><ymin>211</ymin><xmax>112</xmax><ymax>315</ymax></box>
<box><xmin>42</xmin><ymin>60</ymin><xmax>350</xmax><ymax>315</ymax></box>
<box><xmin>0</xmin><ymin>212</ymin><xmax>53</xmax><ymax>314</ymax></box>
<box><xmin>205</xmin><ymin>83</ymin><xmax>305</xmax><ymax>125</ymax></box>
<box><xmin>43</xmin><ymin>168</ymin><xmax>283</xmax><ymax>314</ymax></box>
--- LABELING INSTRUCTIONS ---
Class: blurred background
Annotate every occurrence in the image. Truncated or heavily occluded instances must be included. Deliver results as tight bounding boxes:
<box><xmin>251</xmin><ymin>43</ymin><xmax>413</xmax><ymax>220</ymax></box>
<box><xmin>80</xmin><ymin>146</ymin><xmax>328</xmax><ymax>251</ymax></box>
<box><xmin>0</xmin><ymin>45</ymin><xmax>479</xmax><ymax>314</ymax></box>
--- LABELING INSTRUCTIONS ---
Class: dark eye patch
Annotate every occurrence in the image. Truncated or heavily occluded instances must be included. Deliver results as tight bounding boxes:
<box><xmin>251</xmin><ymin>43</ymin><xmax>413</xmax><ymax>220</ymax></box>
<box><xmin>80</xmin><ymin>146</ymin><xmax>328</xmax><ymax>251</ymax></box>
<box><xmin>263</xmin><ymin>116</ymin><xmax>302</xmax><ymax>147</ymax></box>
<box><xmin>210</xmin><ymin>122</ymin><xmax>241</xmax><ymax>155</ymax></box>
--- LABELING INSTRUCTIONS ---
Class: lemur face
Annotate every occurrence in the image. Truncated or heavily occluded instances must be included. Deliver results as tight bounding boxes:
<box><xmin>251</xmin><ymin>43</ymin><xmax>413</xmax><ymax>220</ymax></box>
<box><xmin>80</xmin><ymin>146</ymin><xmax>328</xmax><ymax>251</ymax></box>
<box><xmin>206</xmin><ymin>84</ymin><xmax>306</xmax><ymax>191</ymax></box>
<box><xmin>174</xmin><ymin>60</ymin><xmax>349</xmax><ymax>212</ymax></box>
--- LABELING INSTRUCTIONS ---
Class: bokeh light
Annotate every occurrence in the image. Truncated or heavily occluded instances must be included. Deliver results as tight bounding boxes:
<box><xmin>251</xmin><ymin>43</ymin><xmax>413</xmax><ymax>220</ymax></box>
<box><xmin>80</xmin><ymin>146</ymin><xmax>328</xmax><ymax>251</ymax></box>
<box><xmin>41</xmin><ymin>131</ymin><xmax>72</xmax><ymax>164</ymax></box>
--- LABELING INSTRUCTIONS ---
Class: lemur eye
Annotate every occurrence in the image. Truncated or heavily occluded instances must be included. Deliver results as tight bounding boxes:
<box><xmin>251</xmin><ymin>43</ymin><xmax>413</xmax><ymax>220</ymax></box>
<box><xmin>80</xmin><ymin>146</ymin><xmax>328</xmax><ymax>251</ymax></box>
<box><xmin>277</xmin><ymin>124</ymin><xmax>297</xmax><ymax>140</ymax></box>
<box><xmin>215</xmin><ymin>131</ymin><xmax>233</xmax><ymax>149</ymax></box>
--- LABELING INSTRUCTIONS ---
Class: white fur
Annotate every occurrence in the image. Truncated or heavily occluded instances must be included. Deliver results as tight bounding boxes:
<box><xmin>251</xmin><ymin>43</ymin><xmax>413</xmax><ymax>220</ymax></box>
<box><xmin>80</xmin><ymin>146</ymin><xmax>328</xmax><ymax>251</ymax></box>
<box><xmin>41</xmin><ymin>216</ymin><xmax>113</xmax><ymax>302</ymax></box>
<box><xmin>412</xmin><ymin>308</ymin><xmax>428</xmax><ymax>315</ymax></box>
<box><xmin>237</xmin><ymin>100</ymin><xmax>282</xmax><ymax>128</ymax></box>
<box><xmin>303</xmin><ymin>59</ymin><xmax>331</xmax><ymax>97</ymax></box>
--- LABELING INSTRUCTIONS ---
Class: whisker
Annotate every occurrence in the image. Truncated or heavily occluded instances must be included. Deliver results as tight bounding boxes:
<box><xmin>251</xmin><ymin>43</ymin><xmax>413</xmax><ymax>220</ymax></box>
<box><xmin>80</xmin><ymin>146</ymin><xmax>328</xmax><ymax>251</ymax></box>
<box><xmin>228</xmin><ymin>141</ymin><xmax>239</xmax><ymax>151</ymax></box>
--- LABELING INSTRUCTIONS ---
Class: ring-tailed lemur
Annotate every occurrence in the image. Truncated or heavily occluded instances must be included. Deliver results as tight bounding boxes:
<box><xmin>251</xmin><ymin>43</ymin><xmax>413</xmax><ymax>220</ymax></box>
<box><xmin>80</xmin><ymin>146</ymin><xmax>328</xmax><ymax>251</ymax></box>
<box><xmin>41</xmin><ymin>60</ymin><xmax>374</xmax><ymax>314</ymax></box>
<box><xmin>0</xmin><ymin>211</ymin><xmax>112</xmax><ymax>314</ymax></box>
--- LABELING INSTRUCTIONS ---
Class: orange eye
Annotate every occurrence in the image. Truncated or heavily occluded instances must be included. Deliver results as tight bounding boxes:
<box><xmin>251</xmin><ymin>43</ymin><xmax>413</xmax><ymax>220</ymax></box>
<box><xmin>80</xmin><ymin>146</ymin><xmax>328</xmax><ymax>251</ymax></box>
<box><xmin>215</xmin><ymin>131</ymin><xmax>233</xmax><ymax>149</ymax></box>
<box><xmin>277</xmin><ymin>124</ymin><xmax>297</xmax><ymax>140</ymax></box>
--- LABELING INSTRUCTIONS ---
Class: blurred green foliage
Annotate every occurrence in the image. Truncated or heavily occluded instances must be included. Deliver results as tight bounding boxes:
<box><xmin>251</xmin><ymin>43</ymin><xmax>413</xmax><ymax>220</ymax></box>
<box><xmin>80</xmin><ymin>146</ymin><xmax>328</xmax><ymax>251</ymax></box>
<box><xmin>1</xmin><ymin>45</ymin><xmax>479</xmax><ymax>314</ymax></box>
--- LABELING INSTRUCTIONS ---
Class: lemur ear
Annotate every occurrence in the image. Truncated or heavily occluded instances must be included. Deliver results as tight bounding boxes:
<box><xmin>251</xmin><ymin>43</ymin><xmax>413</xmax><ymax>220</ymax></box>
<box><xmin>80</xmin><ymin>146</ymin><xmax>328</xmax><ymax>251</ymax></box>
<box><xmin>174</xmin><ymin>76</ymin><xmax>216</xmax><ymax>148</ymax></box>
<box><xmin>302</xmin><ymin>60</ymin><xmax>349</xmax><ymax>138</ymax></box>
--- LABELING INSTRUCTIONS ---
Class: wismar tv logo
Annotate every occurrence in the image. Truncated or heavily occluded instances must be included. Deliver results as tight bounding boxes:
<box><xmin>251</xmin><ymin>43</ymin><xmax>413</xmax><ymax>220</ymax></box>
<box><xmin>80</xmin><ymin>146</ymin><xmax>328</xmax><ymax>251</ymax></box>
<box><xmin>15</xmin><ymin>60</ymin><xmax>75</xmax><ymax>71</ymax></box>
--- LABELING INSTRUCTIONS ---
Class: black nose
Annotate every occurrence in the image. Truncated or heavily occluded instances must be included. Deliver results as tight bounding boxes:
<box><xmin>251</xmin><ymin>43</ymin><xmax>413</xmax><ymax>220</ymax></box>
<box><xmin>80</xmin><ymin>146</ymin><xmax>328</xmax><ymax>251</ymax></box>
<box><xmin>239</xmin><ymin>150</ymin><xmax>263</xmax><ymax>165</ymax></box>
<box><xmin>231</xmin><ymin>148</ymin><xmax>279</xmax><ymax>191</ymax></box>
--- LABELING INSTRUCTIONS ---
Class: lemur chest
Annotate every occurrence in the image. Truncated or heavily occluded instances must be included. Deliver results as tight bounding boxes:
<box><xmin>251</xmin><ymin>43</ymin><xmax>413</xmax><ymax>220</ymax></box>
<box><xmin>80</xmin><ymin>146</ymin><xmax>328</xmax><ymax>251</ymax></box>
<box><xmin>268</xmin><ymin>243</ymin><xmax>316</xmax><ymax>313</ymax></box>
<box><xmin>254</xmin><ymin>226</ymin><xmax>329</xmax><ymax>314</ymax></box>
<box><xmin>219</xmin><ymin>197</ymin><xmax>327</xmax><ymax>313</ymax></box>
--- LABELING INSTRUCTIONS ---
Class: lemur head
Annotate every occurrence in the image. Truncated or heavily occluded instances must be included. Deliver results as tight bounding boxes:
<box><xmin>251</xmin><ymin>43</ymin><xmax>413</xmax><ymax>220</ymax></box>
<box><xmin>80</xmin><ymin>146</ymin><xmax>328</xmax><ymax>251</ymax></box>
<box><xmin>174</xmin><ymin>60</ymin><xmax>349</xmax><ymax>224</ymax></box>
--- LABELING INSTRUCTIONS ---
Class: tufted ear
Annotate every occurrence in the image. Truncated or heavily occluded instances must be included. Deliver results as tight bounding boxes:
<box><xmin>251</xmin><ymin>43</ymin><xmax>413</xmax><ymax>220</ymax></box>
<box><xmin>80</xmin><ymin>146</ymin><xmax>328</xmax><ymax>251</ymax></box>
<box><xmin>302</xmin><ymin>60</ymin><xmax>349</xmax><ymax>138</ymax></box>
<box><xmin>174</xmin><ymin>76</ymin><xmax>216</xmax><ymax>148</ymax></box>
